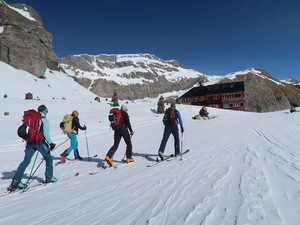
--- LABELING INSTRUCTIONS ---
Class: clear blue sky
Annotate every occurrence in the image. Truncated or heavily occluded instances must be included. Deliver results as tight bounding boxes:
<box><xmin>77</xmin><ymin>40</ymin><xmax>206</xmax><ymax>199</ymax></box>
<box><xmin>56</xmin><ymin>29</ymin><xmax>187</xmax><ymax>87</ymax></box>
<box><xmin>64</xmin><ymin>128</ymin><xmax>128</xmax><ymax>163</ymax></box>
<box><xmin>5</xmin><ymin>0</ymin><xmax>300</xmax><ymax>80</ymax></box>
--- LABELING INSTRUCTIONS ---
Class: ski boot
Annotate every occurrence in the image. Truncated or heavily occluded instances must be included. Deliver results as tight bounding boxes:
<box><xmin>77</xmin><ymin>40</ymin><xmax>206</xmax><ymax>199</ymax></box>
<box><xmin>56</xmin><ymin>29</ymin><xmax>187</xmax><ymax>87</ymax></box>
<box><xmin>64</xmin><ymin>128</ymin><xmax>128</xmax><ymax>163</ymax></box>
<box><xmin>158</xmin><ymin>151</ymin><xmax>164</xmax><ymax>161</ymax></box>
<box><xmin>105</xmin><ymin>155</ymin><xmax>113</xmax><ymax>167</ymax></box>
<box><xmin>45</xmin><ymin>176</ymin><xmax>58</xmax><ymax>183</ymax></box>
<box><xmin>60</xmin><ymin>150</ymin><xmax>69</xmax><ymax>163</ymax></box>
<box><xmin>125</xmin><ymin>158</ymin><xmax>135</xmax><ymax>163</ymax></box>
<box><xmin>7</xmin><ymin>179</ymin><xmax>27</xmax><ymax>192</ymax></box>
<box><xmin>74</xmin><ymin>149</ymin><xmax>83</xmax><ymax>160</ymax></box>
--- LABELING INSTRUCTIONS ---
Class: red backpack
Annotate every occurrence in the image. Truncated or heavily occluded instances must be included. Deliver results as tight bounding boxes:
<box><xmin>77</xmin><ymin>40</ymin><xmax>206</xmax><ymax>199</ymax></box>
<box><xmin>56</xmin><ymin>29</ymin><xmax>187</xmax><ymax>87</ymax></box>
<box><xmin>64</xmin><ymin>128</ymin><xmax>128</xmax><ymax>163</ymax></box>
<box><xmin>108</xmin><ymin>108</ymin><xmax>124</xmax><ymax>130</ymax></box>
<box><xmin>163</xmin><ymin>107</ymin><xmax>178</xmax><ymax>126</ymax></box>
<box><xmin>17</xmin><ymin>110</ymin><xmax>45</xmax><ymax>142</ymax></box>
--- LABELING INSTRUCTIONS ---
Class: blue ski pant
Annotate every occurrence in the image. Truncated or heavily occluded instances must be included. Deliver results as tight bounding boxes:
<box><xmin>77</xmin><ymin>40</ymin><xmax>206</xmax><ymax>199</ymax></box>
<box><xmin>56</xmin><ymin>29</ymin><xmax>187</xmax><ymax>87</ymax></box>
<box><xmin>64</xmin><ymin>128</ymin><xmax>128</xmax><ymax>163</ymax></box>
<box><xmin>158</xmin><ymin>125</ymin><xmax>180</xmax><ymax>155</ymax></box>
<box><xmin>65</xmin><ymin>132</ymin><xmax>79</xmax><ymax>156</ymax></box>
<box><xmin>13</xmin><ymin>142</ymin><xmax>53</xmax><ymax>181</ymax></box>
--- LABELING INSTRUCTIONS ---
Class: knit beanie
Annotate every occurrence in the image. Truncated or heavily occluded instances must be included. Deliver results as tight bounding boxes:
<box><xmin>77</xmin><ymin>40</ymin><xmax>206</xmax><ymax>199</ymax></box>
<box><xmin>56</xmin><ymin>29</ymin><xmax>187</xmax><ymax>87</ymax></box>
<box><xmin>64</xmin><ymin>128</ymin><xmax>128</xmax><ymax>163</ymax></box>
<box><xmin>121</xmin><ymin>104</ymin><xmax>128</xmax><ymax>111</ymax></box>
<box><xmin>38</xmin><ymin>104</ymin><xmax>48</xmax><ymax>113</ymax></box>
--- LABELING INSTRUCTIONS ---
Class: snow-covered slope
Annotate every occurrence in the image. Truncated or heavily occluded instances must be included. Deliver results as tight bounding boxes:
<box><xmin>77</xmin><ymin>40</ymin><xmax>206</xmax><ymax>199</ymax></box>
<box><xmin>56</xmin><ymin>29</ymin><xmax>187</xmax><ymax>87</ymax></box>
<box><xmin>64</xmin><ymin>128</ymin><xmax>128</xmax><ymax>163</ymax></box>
<box><xmin>1</xmin><ymin>94</ymin><xmax>300</xmax><ymax>224</ymax></box>
<box><xmin>6</xmin><ymin>3</ymin><xmax>36</xmax><ymax>21</ymax></box>
<box><xmin>0</xmin><ymin>61</ymin><xmax>300</xmax><ymax>225</ymax></box>
<box><xmin>0</xmin><ymin>101</ymin><xmax>300</xmax><ymax>225</ymax></box>
<box><xmin>0</xmin><ymin>61</ymin><xmax>97</xmax><ymax>100</ymax></box>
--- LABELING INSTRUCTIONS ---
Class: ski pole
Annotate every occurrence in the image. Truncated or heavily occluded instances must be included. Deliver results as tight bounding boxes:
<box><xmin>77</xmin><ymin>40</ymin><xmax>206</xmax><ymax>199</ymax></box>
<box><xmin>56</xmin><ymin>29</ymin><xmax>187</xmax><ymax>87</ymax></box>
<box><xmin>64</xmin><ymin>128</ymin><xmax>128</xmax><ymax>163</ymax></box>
<box><xmin>180</xmin><ymin>131</ymin><xmax>184</xmax><ymax>161</ymax></box>
<box><xmin>52</xmin><ymin>138</ymin><xmax>69</xmax><ymax>150</ymax></box>
<box><xmin>25</xmin><ymin>158</ymin><xmax>44</xmax><ymax>186</ymax></box>
<box><xmin>85</xmin><ymin>130</ymin><xmax>90</xmax><ymax>160</ymax></box>
<box><xmin>25</xmin><ymin>138</ymin><xmax>69</xmax><ymax>185</ymax></box>
<box><xmin>27</xmin><ymin>151</ymin><xmax>39</xmax><ymax>183</ymax></box>
<box><xmin>122</xmin><ymin>151</ymin><xmax>126</xmax><ymax>161</ymax></box>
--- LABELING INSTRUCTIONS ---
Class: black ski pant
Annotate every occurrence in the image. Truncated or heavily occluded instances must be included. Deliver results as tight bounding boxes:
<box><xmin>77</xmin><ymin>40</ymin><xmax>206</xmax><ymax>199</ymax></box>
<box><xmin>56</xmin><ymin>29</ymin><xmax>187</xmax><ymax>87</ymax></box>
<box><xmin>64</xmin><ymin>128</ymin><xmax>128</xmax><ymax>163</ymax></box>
<box><xmin>158</xmin><ymin>124</ymin><xmax>180</xmax><ymax>155</ymax></box>
<box><xmin>107</xmin><ymin>129</ymin><xmax>132</xmax><ymax>159</ymax></box>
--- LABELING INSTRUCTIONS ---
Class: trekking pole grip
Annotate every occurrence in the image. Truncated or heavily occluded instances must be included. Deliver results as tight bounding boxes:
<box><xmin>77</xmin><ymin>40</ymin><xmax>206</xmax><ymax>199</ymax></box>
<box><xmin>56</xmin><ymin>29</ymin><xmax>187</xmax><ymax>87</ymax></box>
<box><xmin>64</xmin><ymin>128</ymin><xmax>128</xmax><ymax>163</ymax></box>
<box><xmin>52</xmin><ymin>138</ymin><xmax>69</xmax><ymax>151</ymax></box>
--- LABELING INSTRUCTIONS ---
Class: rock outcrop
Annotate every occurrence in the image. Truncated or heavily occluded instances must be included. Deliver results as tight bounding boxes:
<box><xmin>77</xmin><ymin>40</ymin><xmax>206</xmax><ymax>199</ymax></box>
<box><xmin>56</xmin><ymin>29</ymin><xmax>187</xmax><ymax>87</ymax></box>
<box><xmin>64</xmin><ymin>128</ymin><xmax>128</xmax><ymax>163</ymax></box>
<box><xmin>0</xmin><ymin>1</ymin><xmax>60</xmax><ymax>77</ymax></box>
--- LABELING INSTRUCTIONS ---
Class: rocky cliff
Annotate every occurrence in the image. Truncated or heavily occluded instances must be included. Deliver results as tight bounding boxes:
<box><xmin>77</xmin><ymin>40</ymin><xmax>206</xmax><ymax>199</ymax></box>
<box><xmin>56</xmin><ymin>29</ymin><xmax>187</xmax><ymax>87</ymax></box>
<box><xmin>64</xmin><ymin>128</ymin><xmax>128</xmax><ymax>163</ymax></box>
<box><xmin>0</xmin><ymin>1</ymin><xmax>60</xmax><ymax>77</ymax></box>
<box><xmin>60</xmin><ymin>54</ymin><xmax>207</xmax><ymax>100</ymax></box>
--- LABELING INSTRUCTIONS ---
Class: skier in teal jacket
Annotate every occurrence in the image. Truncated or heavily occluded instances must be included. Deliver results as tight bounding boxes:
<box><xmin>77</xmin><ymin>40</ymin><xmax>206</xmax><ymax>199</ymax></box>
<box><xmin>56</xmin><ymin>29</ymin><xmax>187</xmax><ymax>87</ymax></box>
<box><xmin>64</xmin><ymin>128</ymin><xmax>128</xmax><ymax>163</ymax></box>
<box><xmin>7</xmin><ymin>105</ymin><xmax>57</xmax><ymax>191</ymax></box>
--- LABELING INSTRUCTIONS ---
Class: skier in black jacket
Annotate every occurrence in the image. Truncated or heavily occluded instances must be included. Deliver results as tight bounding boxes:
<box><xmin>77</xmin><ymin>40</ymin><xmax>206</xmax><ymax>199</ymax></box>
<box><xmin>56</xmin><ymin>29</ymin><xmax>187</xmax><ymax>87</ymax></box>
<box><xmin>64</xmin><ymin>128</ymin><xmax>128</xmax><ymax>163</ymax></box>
<box><xmin>105</xmin><ymin>104</ymin><xmax>134</xmax><ymax>166</ymax></box>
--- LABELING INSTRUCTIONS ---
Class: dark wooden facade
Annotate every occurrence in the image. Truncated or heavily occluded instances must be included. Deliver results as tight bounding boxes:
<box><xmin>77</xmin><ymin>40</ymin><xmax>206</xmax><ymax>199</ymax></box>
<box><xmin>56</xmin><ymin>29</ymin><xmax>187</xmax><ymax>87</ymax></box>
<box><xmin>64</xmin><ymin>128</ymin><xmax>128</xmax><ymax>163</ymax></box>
<box><xmin>179</xmin><ymin>81</ymin><xmax>245</xmax><ymax>111</ymax></box>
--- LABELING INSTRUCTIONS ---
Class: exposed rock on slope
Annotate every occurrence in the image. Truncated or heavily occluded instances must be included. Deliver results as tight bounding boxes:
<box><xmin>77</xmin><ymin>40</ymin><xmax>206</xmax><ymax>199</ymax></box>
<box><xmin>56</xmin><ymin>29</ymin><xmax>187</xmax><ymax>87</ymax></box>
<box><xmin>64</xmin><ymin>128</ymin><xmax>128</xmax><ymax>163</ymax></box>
<box><xmin>0</xmin><ymin>1</ymin><xmax>60</xmax><ymax>77</ymax></box>
<box><xmin>60</xmin><ymin>54</ymin><xmax>207</xmax><ymax>100</ymax></box>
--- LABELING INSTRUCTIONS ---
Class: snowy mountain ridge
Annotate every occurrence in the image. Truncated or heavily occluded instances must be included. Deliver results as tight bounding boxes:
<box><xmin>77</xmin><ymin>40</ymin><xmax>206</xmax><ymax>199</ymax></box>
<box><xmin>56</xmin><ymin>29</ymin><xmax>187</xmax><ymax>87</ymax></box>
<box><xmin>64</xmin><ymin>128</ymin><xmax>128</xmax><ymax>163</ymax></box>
<box><xmin>203</xmin><ymin>68</ymin><xmax>284</xmax><ymax>86</ymax></box>
<box><xmin>59</xmin><ymin>53</ymin><xmax>207</xmax><ymax>99</ymax></box>
<box><xmin>281</xmin><ymin>77</ymin><xmax>300</xmax><ymax>86</ymax></box>
<box><xmin>60</xmin><ymin>53</ymin><xmax>206</xmax><ymax>84</ymax></box>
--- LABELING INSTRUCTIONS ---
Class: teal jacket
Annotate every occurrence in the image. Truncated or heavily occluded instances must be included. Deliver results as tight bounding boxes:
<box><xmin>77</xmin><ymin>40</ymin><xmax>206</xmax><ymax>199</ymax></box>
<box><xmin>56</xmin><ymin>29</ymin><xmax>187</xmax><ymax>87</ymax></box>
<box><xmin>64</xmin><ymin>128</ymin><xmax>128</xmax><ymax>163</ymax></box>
<box><xmin>40</xmin><ymin>112</ymin><xmax>53</xmax><ymax>144</ymax></box>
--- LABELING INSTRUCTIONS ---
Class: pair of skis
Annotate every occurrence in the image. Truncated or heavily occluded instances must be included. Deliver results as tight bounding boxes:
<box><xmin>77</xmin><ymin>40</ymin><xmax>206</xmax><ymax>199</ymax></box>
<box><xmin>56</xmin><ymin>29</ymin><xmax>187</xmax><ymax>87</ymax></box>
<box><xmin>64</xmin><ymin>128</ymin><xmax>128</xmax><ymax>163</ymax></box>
<box><xmin>55</xmin><ymin>154</ymin><xmax>98</xmax><ymax>166</ymax></box>
<box><xmin>1</xmin><ymin>172</ymin><xmax>80</xmax><ymax>198</ymax></box>
<box><xmin>2</xmin><ymin>150</ymin><xmax>190</xmax><ymax>197</ymax></box>
<box><xmin>146</xmin><ymin>149</ymin><xmax>190</xmax><ymax>167</ymax></box>
<box><xmin>89</xmin><ymin>160</ymin><xmax>134</xmax><ymax>175</ymax></box>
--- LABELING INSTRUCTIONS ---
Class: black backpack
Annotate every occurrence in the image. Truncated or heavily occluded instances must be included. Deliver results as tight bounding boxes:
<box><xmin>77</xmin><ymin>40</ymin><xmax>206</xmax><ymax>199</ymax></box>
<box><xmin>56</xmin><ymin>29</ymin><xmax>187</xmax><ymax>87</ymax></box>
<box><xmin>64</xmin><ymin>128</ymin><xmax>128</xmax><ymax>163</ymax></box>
<box><xmin>163</xmin><ymin>107</ymin><xmax>178</xmax><ymax>126</ymax></box>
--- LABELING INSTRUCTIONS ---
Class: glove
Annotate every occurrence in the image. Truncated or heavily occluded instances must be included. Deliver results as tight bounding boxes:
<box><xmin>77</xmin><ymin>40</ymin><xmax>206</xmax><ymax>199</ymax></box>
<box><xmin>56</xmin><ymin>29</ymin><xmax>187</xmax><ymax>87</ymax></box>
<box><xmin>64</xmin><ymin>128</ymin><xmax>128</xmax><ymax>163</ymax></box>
<box><xmin>181</xmin><ymin>127</ymin><xmax>184</xmax><ymax>133</ymax></box>
<box><xmin>82</xmin><ymin>125</ymin><xmax>87</xmax><ymax>130</ymax></box>
<box><xmin>49</xmin><ymin>143</ymin><xmax>56</xmax><ymax>151</ymax></box>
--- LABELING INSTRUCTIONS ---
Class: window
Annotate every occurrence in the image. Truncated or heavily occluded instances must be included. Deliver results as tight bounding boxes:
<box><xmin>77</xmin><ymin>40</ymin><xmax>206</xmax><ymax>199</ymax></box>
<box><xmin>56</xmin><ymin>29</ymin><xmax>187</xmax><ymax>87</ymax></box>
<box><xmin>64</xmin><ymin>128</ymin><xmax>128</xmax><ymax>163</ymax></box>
<box><xmin>224</xmin><ymin>94</ymin><xmax>233</xmax><ymax>99</ymax></box>
<box><xmin>234</xmin><ymin>93</ymin><xmax>242</xmax><ymax>98</ymax></box>
<box><xmin>223</xmin><ymin>102</ymin><xmax>244</xmax><ymax>109</ymax></box>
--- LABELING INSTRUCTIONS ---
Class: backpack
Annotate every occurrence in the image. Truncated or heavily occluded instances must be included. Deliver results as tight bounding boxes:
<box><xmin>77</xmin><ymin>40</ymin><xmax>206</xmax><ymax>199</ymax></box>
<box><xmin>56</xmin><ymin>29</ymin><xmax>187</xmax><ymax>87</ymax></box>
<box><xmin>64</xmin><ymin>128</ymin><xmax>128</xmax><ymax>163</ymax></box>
<box><xmin>108</xmin><ymin>108</ymin><xmax>124</xmax><ymax>130</ymax></box>
<box><xmin>17</xmin><ymin>110</ymin><xmax>45</xmax><ymax>142</ymax></box>
<box><xmin>163</xmin><ymin>107</ymin><xmax>178</xmax><ymax>126</ymax></box>
<box><xmin>59</xmin><ymin>114</ymin><xmax>74</xmax><ymax>134</ymax></box>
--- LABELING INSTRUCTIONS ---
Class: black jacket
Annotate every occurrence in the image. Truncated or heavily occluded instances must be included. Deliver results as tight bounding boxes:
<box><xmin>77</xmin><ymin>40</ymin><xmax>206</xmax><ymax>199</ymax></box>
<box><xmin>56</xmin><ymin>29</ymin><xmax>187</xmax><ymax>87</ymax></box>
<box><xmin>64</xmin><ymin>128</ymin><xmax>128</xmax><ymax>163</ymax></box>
<box><xmin>121</xmin><ymin>110</ymin><xmax>133</xmax><ymax>133</ymax></box>
<box><xmin>72</xmin><ymin>114</ymin><xmax>86</xmax><ymax>134</ymax></box>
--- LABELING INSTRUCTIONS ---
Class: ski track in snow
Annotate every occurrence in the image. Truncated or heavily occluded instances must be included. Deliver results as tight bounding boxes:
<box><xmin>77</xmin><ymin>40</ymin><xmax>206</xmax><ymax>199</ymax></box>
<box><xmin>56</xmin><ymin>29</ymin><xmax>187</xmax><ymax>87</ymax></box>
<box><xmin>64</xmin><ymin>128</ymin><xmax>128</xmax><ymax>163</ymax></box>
<box><xmin>1</xmin><ymin>100</ymin><xmax>300</xmax><ymax>225</ymax></box>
